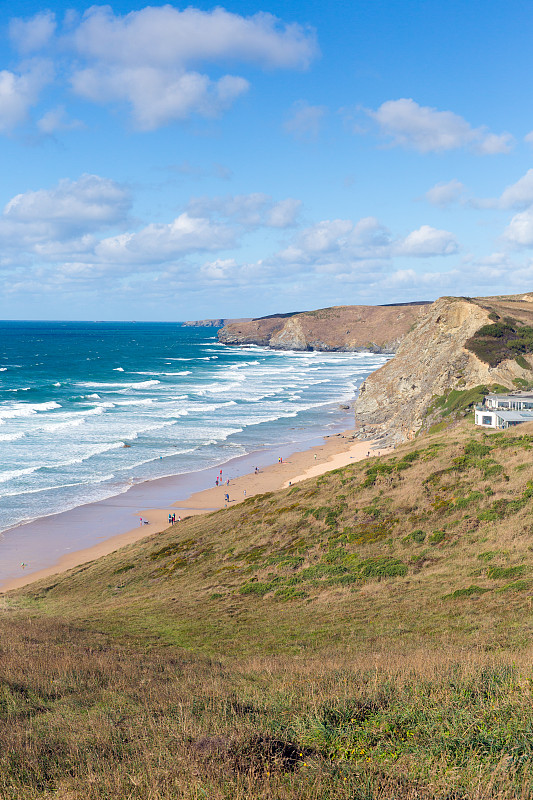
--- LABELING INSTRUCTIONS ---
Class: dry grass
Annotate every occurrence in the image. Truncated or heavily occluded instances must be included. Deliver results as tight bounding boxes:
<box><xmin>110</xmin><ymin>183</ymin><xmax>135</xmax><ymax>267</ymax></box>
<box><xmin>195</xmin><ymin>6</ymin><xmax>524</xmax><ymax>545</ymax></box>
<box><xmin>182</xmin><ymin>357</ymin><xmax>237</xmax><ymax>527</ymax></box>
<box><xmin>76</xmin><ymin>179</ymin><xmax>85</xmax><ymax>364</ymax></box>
<box><xmin>5</xmin><ymin>419</ymin><xmax>533</xmax><ymax>797</ymax></box>
<box><xmin>2</xmin><ymin>613</ymin><xmax>533</xmax><ymax>799</ymax></box>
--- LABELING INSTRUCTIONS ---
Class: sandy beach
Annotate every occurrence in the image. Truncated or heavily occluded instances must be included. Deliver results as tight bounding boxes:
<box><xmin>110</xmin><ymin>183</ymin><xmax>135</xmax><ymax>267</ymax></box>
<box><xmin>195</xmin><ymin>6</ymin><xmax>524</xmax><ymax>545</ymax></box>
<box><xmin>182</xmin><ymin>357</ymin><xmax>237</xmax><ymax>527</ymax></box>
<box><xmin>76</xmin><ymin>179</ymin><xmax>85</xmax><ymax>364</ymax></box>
<box><xmin>0</xmin><ymin>431</ymin><xmax>389</xmax><ymax>594</ymax></box>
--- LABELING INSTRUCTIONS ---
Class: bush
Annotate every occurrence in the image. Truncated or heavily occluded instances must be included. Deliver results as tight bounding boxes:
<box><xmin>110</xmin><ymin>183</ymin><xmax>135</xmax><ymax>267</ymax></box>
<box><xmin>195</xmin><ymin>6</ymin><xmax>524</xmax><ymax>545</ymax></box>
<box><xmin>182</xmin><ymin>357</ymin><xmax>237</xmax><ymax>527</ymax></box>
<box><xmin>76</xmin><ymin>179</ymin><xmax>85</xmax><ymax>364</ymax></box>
<box><xmin>358</xmin><ymin>556</ymin><xmax>407</xmax><ymax>579</ymax></box>
<box><xmin>487</xmin><ymin>565</ymin><xmax>527</xmax><ymax>580</ymax></box>
<box><xmin>452</xmin><ymin>585</ymin><xmax>490</xmax><ymax>598</ymax></box>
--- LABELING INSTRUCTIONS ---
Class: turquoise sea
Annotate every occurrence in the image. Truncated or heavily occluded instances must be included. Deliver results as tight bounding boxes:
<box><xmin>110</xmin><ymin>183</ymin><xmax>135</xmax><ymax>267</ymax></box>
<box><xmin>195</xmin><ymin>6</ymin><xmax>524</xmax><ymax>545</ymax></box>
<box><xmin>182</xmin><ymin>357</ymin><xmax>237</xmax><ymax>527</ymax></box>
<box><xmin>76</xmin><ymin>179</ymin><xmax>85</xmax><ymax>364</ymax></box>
<box><xmin>0</xmin><ymin>322</ymin><xmax>390</xmax><ymax>535</ymax></box>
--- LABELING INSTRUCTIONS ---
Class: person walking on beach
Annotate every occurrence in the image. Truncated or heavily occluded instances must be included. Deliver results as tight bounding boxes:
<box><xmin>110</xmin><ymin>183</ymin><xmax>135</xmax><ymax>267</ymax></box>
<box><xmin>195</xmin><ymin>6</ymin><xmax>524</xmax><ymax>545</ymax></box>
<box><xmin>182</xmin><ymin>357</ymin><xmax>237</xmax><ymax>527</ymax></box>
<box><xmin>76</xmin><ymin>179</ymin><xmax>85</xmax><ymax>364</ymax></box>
<box><xmin>215</xmin><ymin>478</ymin><xmax>219</xmax><ymax>486</ymax></box>
<box><xmin>243</xmin><ymin>489</ymin><xmax>246</xmax><ymax>497</ymax></box>
<box><xmin>172</xmin><ymin>513</ymin><xmax>175</xmax><ymax>523</ymax></box>
<box><xmin>140</xmin><ymin>517</ymin><xmax>143</xmax><ymax>526</ymax></box>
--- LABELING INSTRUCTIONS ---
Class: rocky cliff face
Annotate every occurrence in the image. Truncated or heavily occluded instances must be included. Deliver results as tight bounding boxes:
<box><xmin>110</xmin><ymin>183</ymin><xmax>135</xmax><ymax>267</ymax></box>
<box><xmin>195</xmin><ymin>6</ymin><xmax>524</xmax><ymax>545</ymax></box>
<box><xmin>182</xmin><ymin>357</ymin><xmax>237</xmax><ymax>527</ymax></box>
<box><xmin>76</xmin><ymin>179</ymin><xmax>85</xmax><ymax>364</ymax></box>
<box><xmin>354</xmin><ymin>293</ymin><xmax>533</xmax><ymax>442</ymax></box>
<box><xmin>218</xmin><ymin>303</ymin><xmax>430</xmax><ymax>352</ymax></box>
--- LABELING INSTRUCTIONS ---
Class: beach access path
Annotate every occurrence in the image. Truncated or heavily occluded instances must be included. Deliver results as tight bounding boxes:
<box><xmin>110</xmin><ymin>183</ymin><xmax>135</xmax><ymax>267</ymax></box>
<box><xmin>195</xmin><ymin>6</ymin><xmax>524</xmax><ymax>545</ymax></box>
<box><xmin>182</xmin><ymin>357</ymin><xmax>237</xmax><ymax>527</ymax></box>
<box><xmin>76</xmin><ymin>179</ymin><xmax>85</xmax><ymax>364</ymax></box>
<box><xmin>1</xmin><ymin>433</ymin><xmax>390</xmax><ymax>594</ymax></box>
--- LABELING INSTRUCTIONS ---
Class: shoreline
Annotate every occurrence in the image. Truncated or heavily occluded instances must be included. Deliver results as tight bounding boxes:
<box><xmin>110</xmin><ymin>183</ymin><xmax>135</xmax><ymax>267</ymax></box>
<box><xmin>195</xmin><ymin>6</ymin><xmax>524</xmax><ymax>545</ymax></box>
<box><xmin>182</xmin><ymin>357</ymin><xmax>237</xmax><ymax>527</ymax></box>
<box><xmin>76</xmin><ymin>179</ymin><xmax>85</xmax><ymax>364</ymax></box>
<box><xmin>1</xmin><ymin>430</ymin><xmax>388</xmax><ymax>594</ymax></box>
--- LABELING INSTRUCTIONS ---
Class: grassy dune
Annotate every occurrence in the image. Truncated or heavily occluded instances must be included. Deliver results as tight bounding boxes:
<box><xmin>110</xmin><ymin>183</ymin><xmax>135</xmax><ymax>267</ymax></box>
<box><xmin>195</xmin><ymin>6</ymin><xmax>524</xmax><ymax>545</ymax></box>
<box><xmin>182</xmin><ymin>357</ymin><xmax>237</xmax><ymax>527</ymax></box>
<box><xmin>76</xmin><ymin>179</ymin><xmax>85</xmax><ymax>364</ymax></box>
<box><xmin>4</xmin><ymin>419</ymin><xmax>533</xmax><ymax>797</ymax></box>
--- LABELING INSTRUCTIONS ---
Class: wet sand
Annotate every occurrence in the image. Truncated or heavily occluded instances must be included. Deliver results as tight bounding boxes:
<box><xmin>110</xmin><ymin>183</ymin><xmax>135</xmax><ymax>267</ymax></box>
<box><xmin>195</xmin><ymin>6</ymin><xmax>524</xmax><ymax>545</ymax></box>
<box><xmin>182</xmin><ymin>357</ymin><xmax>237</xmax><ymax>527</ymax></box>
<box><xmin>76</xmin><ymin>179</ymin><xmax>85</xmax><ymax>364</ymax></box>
<box><xmin>0</xmin><ymin>432</ymin><xmax>388</xmax><ymax>594</ymax></box>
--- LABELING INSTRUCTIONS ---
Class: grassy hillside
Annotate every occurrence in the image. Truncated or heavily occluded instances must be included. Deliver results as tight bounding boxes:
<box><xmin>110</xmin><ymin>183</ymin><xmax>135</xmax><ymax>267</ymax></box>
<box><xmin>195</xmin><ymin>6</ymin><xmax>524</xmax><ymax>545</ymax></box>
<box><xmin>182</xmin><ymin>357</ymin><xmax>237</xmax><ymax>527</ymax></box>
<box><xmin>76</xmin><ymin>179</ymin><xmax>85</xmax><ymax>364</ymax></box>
<box><xmin>5</xmin><ymin>420</ymin><xmax>533</xmax><ymax>798</ymax></box>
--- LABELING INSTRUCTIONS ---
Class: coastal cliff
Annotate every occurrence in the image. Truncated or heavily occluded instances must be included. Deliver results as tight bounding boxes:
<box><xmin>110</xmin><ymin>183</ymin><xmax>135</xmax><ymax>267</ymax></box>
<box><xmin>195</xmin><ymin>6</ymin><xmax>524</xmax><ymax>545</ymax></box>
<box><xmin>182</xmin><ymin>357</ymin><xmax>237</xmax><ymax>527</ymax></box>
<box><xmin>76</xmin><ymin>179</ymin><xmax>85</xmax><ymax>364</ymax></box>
<box><xmin>218</xmin><ymin>303</ymin><xmax>430</xmax><ymax>352</ymax></box>
<box><xmin>182</xmin><ymin>318</ymin><xmax>249</xmax><ymax>327</ymax></box>
<box><xmin>354</xmin><ymin>293</ymin><xmax>533</xmax><ymax>442</ymax></box>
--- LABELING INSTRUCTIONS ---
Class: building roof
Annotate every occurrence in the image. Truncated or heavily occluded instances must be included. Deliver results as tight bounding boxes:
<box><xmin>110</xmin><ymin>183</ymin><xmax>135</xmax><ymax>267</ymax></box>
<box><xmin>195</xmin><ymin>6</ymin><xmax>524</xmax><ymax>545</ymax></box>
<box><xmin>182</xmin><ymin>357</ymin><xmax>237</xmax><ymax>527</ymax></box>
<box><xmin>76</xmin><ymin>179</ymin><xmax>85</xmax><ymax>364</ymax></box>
<box><xmin>487</xmin><ymin>392</ymin><xmax>533</xmax><ymax>401</ymax></box>
<box><xmin>495</xmin><ymin>410</ymin><xmax>533</xmax><ymax>422</ymax></box>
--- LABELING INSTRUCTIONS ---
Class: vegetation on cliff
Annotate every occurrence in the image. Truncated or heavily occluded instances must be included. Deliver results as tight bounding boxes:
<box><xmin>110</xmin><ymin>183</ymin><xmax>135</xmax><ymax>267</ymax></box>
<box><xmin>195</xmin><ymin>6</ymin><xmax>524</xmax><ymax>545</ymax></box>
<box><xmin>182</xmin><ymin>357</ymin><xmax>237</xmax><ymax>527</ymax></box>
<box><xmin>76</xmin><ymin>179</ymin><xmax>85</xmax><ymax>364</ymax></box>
<box><xmin>465</xmin><ymin>318</ymin><xmax>533</xmax><ymax>368</ymax></box>
<box><xmin>5</xmin><ymin>420</ymin><xmax>533</xmax><ymax>797</ymax></box>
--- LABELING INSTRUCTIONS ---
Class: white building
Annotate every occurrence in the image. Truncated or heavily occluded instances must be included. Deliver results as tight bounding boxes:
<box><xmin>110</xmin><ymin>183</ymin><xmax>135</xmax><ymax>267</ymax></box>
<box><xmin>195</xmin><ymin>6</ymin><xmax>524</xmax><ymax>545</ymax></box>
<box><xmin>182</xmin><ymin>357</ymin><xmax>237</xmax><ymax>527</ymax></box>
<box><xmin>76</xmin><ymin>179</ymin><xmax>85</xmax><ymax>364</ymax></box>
<box><xmin>475</xmin><ymin>392</ymin><xmax>533</xmax><ymax>429</ymax></box>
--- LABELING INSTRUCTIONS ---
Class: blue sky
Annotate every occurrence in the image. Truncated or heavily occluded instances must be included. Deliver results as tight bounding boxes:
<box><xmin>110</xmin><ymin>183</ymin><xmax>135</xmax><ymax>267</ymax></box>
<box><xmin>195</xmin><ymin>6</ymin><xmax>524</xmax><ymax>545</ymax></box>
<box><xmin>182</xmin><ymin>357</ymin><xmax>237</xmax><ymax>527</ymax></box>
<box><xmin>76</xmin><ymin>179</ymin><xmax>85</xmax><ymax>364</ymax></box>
<box><xmin>1</xmin><ymin>0</ymin><xmax>533</xmax><ymax>320</ymax></box>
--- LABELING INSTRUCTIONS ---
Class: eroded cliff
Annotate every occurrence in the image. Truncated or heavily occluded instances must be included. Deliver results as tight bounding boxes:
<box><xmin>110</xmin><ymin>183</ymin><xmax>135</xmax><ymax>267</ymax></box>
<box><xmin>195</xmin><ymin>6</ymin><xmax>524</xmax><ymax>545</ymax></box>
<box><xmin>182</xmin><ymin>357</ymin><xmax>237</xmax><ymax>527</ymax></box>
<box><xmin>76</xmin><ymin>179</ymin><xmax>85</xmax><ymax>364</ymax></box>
<box><xmin>354</xmin><ymin>293</ymin><xmax>533</xmax><ymax>442</ymax></box>
<box><xmin>218</xmin><ymin>303</ymin><xmax>430</xmax><ymax>352</ymax></box>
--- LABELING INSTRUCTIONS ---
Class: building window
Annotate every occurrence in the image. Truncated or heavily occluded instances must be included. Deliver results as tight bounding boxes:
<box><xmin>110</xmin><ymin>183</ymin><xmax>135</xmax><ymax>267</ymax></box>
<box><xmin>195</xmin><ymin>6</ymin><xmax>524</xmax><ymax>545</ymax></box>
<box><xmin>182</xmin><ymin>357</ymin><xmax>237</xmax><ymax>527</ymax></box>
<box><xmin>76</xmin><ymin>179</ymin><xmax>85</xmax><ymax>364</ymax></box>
<box><xmin>482</xmin><ymin>416</ymin><xmax>492</xmax><ymax>425</ymax></box>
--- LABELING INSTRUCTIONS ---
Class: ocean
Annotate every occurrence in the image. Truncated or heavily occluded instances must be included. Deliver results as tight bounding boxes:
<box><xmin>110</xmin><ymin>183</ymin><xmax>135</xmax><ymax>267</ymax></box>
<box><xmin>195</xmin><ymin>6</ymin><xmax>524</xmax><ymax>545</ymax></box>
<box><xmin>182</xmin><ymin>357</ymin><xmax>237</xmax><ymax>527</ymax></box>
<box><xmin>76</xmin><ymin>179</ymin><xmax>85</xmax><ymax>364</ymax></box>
<box><xmin>0</xmin><ymin>321</ymin><xmax>390</xmax><ymax>535</ymax></box>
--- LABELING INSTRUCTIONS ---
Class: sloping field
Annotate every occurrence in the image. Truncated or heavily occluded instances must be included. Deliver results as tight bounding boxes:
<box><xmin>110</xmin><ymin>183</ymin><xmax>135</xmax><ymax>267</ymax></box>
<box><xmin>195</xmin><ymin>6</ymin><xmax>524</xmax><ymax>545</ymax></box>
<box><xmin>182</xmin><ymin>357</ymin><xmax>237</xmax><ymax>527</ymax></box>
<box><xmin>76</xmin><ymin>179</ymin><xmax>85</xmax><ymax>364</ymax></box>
<box><xmin>4</xmin><ymin>419</ymin><xmax>533</xmax><ymax>798</ymax></box>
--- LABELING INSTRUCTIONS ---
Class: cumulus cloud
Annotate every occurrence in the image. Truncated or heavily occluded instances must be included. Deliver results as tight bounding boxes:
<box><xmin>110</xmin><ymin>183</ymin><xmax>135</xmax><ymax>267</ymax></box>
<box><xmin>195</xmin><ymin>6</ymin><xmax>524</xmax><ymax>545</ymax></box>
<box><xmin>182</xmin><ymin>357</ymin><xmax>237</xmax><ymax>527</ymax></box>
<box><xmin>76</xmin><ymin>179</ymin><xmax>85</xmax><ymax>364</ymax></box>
<box><xmin>73</xmin><ymin>66</ymin><xmax>249</xmax><ymax>130</ymax></box>
<box><xmin>187</xmin><ymin>193</ymin><xmax>301</xmax><ymax>228</ymax></box>
<box><xmin>200</xmin><ymin>258</ymin><xmax>238</xmax><ymax>281</ymax></box>
<box><xmin>37</xmin><ymin>105</ymin><xmax>84</xmax><ymax>134</ymax></box>
<box><xmin>9</xmin><ymin>11</ymin><xmax>56</xmax><ymax>54</ymax></box>
<box><xmin>0</xmin><ymin>62</ymin><xmax>53</xmax><ymax>133</ymax></box>
<box><xmin>471</xmin><ymin>169</ymin><xmax>533</xmax><ymax>211</ymax></box>
<box><xmin>94</xmin><ymin>213</ymin><xmax>236</xmax><ymax>264</ymax></box>
<box><xmin>278</xmin><ymin>217</ymin><xmax>456</xmax><ymax>276</ymax></box>
<box><xmin>0</xmin><ymin>174</ymin><xmax>131</xmax><ymax>243</ymax></box>
<box><xmin>503</xmin><ymin>209</ymin><xmax>533</xmax><ymax>248</ymax></box>
<box><xmin>365</xmin><ymin>98</ymin><xmax>514</xmax><ymax>154</ymax></box>
<box><xmin>71</xmin><ymin>6</ymin><xmax>317</xmax><ymax>69</ymax></box>
<box><xmin>67</xmin><ymin>6</ymin><xmax>317</xmax><ymax>129</ymax></box>
<box><xmin>1</xmin><ymin>6</ymin><xmax>318</xmax><ymax>133</ymax></box>
<box><xmin>498</xmin><ymin>169</ymin><xmax>533</xmax><ymax>209</ymax></box>
<box><xmin>426</xmin><ymin>179</ymin><xmax>465</xmax><ymax>207</ymax></box>
<box><xmin>284</xmin><ymin>100</ymin><xmax>327</xmax><ymax>140</ymax></box>
<box><xmin>396</xmin><ymin>225</ymin><xmax>459</xmax><ymax>257</ymax></box>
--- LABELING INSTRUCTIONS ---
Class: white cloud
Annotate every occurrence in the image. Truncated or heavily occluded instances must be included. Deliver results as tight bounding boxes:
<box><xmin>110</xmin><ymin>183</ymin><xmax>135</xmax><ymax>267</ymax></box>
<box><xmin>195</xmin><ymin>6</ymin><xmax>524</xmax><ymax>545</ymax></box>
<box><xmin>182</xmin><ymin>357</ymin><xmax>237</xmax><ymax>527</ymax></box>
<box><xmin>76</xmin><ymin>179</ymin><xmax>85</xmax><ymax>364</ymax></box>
<box><xmin>498</xmin><ymin>169</ymin><xmax>533</xmax><ymax>209</ymax></box>
<box><xmin>396</xmin><ymin>225</ymin><xmax>459</xmax><ymax>257</ymax></box>
<box><xmin>475</xmin><ymin>132</ymin><xmax>514</xmax><ymax>155</ymax></box>
<box><xmin>37</xmin><ymin>105</ymin><xmax>84</xmax><ymax>134</ymax></box>
<box><xmin>366</xmin><ymin>98</ymin><xmax>514</xmax><ymax>154</ymax></box>
<box><xmin>351</xmin><ymin>217</ymin><xmax>392</xmax><ymax>248</ymax></box>
<box><xmin>503</xmin><ymin>209</ymin><xmax>533</xmax><ymax>247</ymax></box>
<box><xmin>284</xmin><ymin>100</ymin><xmax>326</xmax><ymax>140</ymax></box>
<box><xmin>10</xmin><ymin>11</ymin><xmax>56</xmax><ymax>54</ymax></box>
<box><xmin>94</xmin><ymin>212</ymin><xmax>236</xmax><ymax>264</ymax></box>
<box><xmin>292</xmin><ymin>219</ymin><xmax>354</xmax><ymax>255</ymax></box>
<box><xmin>426</xmin><ymin>179</ymin><xmax>465</xmax><ymax>207</ymax></box>
<box><xmin>187</xmin><ymin>193</ymin><xmax>300</xmax><ymax>228</ymax></box>
<box><xmin>470</xmin><ymin>169</ymin><xmax>533</xmax><ymax>212</ymax></box>
<box><xmin>71</xmin><ymin>6</ymin><xmax>317</xmax><ymax>69</ymax></box>
<box><xmin>0</xmin><ymin>174</ymin><xmax>131</xmax><ymax>243</ymax></box>
<box><xmin>266</xmin><ymin>198</ymin><xmax>301</xmax><ymax>228</ymax></box>
<box><xmin>200</xmin><ymin>258</ymin><xmax>237</xmax><ymax>281</ymax></box>
<box><xmin>0</xmin><ymin>62</ymin><xmax>52</xmax><ymax>133</ymax></box>
<box><xmin>67</xmin><ymin>6</ymin><xmax>317</xmax><ymax>129</ymax></box>
<box><xmin>72</xmin><ymin>67</ymin><xmax>249</xmax><ymax>130</ymax></box>
<box><xmin>278</xmin><ymin>217</ymin><xmax>457</xmax><ymax>273</ymax></box>
<box><xmin>0</xmin><ymin>7</ymin><xmax>318</xmax><ymax>134</ymax></box>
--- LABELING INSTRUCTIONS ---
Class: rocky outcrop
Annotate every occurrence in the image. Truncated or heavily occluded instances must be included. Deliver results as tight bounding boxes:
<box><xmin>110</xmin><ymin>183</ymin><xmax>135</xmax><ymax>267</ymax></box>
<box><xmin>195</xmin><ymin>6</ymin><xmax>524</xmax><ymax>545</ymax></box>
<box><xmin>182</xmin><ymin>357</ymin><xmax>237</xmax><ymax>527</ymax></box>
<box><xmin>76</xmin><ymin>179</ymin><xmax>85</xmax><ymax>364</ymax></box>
<box><xmin>354</xmin><ymin>293</ymin><xmax>533</xmax><ymax>442</ymax></box>
<box><xmin>218</xmin><ymin>303</ymin><xmax>430</xmax><ymax>352</ymax></box>
<box><xmin>182</xmin><ymin>318</ymin><xmax>249</xmax><ymax>328</ymax></box>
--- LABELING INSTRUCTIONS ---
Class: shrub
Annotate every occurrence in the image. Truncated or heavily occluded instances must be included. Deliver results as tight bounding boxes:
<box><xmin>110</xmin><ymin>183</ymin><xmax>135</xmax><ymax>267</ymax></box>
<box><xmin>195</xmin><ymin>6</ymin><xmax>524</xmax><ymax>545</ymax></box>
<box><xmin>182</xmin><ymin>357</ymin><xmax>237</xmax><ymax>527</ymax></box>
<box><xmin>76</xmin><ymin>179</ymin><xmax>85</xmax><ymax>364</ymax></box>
<box><xmin>358</xmin><ymin>556</ymin><xmax>407</xmax><ymax>579</ymax></box>
<box><xmin>487</xmin><ymin>565</ymin><xmax>527</xmax><ymax>580</ymax></box>
<box><xmin>452</xmin><ymin>585</ymin><xmax>490</xmax><ymax>598</ymax></box>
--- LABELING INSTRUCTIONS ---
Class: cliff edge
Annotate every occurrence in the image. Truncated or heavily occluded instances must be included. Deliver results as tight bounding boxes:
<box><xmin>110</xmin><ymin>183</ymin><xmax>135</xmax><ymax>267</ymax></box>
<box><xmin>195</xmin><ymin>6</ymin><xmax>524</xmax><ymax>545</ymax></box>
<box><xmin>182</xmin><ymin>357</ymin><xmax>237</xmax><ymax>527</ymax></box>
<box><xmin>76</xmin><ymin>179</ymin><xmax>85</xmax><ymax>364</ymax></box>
<box><xmin>218</xmin><ymin>303</ymin><xmax>430</xmax><ymax>352</ymax></box>
<box><xmin>354</xmin><ymin>293</ymin><xmax>533</xmax><ymax>442</ymax></box>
